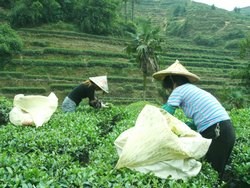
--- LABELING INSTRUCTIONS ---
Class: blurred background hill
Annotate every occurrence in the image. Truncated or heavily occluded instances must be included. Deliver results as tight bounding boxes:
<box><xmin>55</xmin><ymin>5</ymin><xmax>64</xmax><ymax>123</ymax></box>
<box><xmin>0</xmin><ymin>0</ymin><xmax>249</xmax><ymax>108</ymax></box>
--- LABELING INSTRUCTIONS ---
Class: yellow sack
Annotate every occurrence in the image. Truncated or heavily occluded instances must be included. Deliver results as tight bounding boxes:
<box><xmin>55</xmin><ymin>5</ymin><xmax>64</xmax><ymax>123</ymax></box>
<box><xmin>114</xmin><ymin>104</ymin><xmax>211</xmax><ymax>180</ymax></box>
<box><xmin>9</xmin><ymin>92</ymin><xmax>58</xmax><ymax>127</ymax></box>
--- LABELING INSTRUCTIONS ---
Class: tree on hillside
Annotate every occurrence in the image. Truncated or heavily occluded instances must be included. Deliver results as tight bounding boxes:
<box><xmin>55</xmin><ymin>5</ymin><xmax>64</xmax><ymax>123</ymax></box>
<box><xmin>122</xmin><ymin>0</ymin><xmax>128</xmax><ymax>22</ymax></box>
<box><xmin>131</xmin><ymin>0</ymin><xmax>135</xmax><ymax>21</ymax></box>
<box><xmin>234</xmin><ymin>7</ymin><xmax>241</xmax><ymax>13</ymax></box>
<box><xmin>0</xmin><ymin>0</ymin><xmax>15</xmax><ymax>8</ymax></box>
<box><xmin>0</xmin><ymin>24</ymin><xmax>23</xmax><ymax>69</ymax></box>
<box><xmin>131</xmin><ymin>0</ymin><xmax>140</xmax><ymax>21</ymax></box>
<box><xmin>239</xmin><ymin>36</ymin><xmax>250</xmax><ymax>90</ymax></box>
<box><xmin>57</xmin><ymin>0</ymin><xmax>80</xmax><ymax>22</ymax></box>
<box><xmin>74</xmin><ymin>0</ymin><xmax>119</xmax><ymax>35</ymax></box>
<box><xmin>173</xmin><ymin>5</ymin><xmax>186</xmax><ymax>17</ymax></box>
<box><xmin>10</xmin><ymin>0</ymin><xmax>61</xmax><ymax>27</ymax></box>
<box><xmin>240</xmin><ymin>36</ymin><xmax>250</xmax><ymax>58</ymax></box>
<box><xmin>125</xmin><ymin>20</ymin><xmax>162</xmax><ymax>99</ymax></box>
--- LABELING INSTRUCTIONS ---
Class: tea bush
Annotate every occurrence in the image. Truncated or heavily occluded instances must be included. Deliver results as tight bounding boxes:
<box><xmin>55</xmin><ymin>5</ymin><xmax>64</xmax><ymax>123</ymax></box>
<box><xmin>0</xmin><ymin>97</ymin><xmax>12</xmax><ymax>125</ymax></box>
<box><xmin>0</xmin><ymin>99</ymin><xmax>249</xmax><ymax>187</ymax></box>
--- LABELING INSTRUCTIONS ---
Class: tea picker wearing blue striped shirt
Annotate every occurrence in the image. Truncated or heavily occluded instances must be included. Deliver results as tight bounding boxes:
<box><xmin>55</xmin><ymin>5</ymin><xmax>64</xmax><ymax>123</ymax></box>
<box><xmin>152</xmin><ymin>60</ymin><xmax>236</xmax><ymax>180</ymax></box>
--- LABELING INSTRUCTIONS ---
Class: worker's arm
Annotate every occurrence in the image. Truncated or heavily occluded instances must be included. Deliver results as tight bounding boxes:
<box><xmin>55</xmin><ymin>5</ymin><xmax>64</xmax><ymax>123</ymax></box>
<box><xmin>185</xmin><ymin>120</ymin><xmax>197</xmax><ymax>131</ymax></box>
<box><xmin>162</xmin><ymin>103</ymin><xmax>177</xmax><ymax>115</ymax></box>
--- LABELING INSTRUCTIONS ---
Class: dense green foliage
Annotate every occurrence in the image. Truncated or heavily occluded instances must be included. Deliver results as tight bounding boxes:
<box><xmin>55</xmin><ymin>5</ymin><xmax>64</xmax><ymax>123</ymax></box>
<box><xmin>227</xmin><ymin>35</ymin><xmax>250</xmax><ymax>104</ymax></box>
<box><xmin>229</xmin><ymin>108</ymin><xmax>250</xmax><ymax>186</ymax></box>
<box><xmin>239</xmin><ymin>36</ymin><xmax>250</xmax><ymax>88</ymax></box>
<box><xmin>0</xmin><ymin>97</ymin><xmax>12</xmax><ymax>125</ymax></box>
<box><xmin>75</xmin><ymin>0</ymin><xmax>119</xmax><ymax>35</ymax></box>
<box><xmin>0</xmin><ymin>23</ymin><xmax>23</xmax><ymax>68</ymax></box>
<box><xmin>9</xmin><ymin>0</ymin><xmax>75</xmax><ymax>27</ymax></box>
<box><xmin>0</xmin><ymin>99</ymin><xmax>249</xmax><ymax>187</ymax></box>
<box><xmin>6</xmin><ymin>0</ymin><xmax>134</xmax><ymax>35</ymax></box>
<box><xmin>0</xmin><ymin>0</ymin><xmax>14</xmax><ymax>9</ymax></box>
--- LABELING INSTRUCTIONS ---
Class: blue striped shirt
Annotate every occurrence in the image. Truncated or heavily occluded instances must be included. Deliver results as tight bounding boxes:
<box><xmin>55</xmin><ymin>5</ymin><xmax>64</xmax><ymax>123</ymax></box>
<box><xmin>167</xmin><ymin>83</ymin><xmax>230</xmax><ymax>132</ymax></box>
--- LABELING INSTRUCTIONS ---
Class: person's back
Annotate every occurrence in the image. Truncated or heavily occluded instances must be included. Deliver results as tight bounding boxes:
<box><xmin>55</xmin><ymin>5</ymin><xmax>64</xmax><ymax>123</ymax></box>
<box><xmin>168</xmin><ymin>83</ymin><xmax>230</xmax><ymax>132</ymax></box>
<box><xmin>68</xmin><ymin>83</ymin><xmax>95</xmax><ymax>106</ymax></box>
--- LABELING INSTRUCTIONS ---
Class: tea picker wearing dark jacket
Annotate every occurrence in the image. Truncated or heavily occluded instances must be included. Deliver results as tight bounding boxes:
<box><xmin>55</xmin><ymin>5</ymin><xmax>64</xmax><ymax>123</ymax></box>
<box><xmin>62</xmin><ymin>75</ymin><xmax>109</xmax><ymax>112</ymax></box>
<box><xmin>152</xmin><ymin>60</ymin><xmax>236</xmax><ymax>180</ymax></box>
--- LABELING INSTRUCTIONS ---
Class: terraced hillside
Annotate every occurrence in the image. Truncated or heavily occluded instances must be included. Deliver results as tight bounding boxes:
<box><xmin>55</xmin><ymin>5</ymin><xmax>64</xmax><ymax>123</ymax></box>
<box><xmin>135</xmin><ymin>0</ymin><xmax>250</xmax><ymax>40</ymax></box>
<box><xmin>0</xmin><ymin>0</ymin><xmax>249</xmax><ymax>106</ymax></box>
<box><xmin>0</xmin><ymin>28</ymin><xmax>247</xmax><ymax>105</ymax></box>
<box><xmin>1</xmin><ymin>29</ymin><xmax>161</xmax><ymax>104</ymax></box>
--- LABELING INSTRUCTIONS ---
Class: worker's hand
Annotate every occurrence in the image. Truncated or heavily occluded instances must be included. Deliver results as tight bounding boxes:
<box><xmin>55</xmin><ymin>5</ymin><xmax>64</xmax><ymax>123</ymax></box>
<box><xmin>185</xmin><ymin>121</ymin><xmax>197</xmax><ymax>131</ymax></box>
<box><xmin>89</xmin><ymin>99</ymin><xmax>102</xmax><ymax>109</ymax></box>
<box><xmin>101</xmin><ymin>102</ymin><xmax>113</xmax><ymax>108</ymax></box>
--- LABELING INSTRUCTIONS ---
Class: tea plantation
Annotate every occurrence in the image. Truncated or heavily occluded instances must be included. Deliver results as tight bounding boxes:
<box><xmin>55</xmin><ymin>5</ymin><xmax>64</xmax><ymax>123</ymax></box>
<box><xmin>0</xmin><ymin>99</ymin><xmax>249</xmax><ymax>187</ymax></box>
<box><xmin>0</xmin><ymin>0</ymin><xmax>249</xmax><ymax>186</ymax></box>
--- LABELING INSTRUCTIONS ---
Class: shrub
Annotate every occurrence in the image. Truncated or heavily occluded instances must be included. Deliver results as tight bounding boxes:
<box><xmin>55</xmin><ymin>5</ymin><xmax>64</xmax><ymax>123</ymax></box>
<box><xmin>30</xmin><ymin>40</ymin><xmax>50</xmax><ymax>47</ymax></box>
<box><xmin>167</xmin><ymin>19</ymin><xmax>191</xmax><ymax>37</ymax></box>
<box><xmin>224</xmin><ymin>40</ymin><xmax>240</xmax><ymax>49</ymax></box>
<box><xmin>0</xmin><ymin>23</ymin><xmax>23</xmax><ymax>69</ymax></box>
<box><xmin>211</xmin><ymin>24</ymin><xmax>219</xmax><ymax>32</ymax></box>
<box><xmin>0</xmin><ymin>97</ymin><xmax>12</xmax><ymax>125</ymax></box>
<box><xmin>193</xmin><ymin>34</ymin><xmax>223</xmax><ymax>47</ymax></box>
<box><xmin>215</xmin><ymin>87</ymin><xmax>248</xmax><ymax>110</ymax></box>
<box><xmin>0</xmin><ymin>0</ymin><xmax>15</xmax><ymax>8</ymax></box>
<box><xmin>172</xmin><ymin>5</ymin><xmax>186</xmax><ymax>17</ymax></box>
<box><xmin>229</xmin><ymin>108</ymin><xmax>250</xmax><ymax>186</ymax></box>
<box><xmin>223</xmin><ymin>29</ymin><xmax>245</xmax><ymax>40</ymax></box>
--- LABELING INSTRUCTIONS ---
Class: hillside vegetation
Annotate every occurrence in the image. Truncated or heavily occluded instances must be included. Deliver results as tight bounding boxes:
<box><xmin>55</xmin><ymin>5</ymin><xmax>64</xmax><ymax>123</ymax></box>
<box><xmin>0</xmin><ymin>0</ymin><xmax>249</xmax><ymax>107</ymax></box>
<box><xmin>0</xmin><ymin>1</ymin><xmax>249</xmax><ymax>187</ymax></box>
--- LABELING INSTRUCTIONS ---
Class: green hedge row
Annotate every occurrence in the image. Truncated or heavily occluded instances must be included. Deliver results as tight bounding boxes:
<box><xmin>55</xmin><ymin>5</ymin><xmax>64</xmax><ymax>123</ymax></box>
<box><xmin>12</xmin><ymin>59</ymin><xmax>134</xmax><ymax>68</ymax></box>
<box><xmin>160</xmin><ymin>56</ymin><xmax>241</xmax><ymax>67</ymax></box>
<box><xmin>1</xmin><ymin>87</ymin><xmax>46</xmax><ymax>94</ymax></box>
<box><xmin>0</xmin><ymin>70</ymin><xmax>236</xmax><ymax>84</ymax></box>
<box><xmin>0</xmin><ymin>71</ymin><xmax>24</xmax><ymax>78</ymax></box>
<box><xmin>50</xmin><ymin>84</ymin><xmax>76</xmax><ymax>90</ymax></box>
<box><xmin>50</xmin><ymin>82</ymin><xmax>157</xmax><ymax>91</ymax></box>
<box><xmin>43</xmin><ymin>48</ymin><xmax>129</xmax><ymax>58</ymax></box>
<box><xmin>18</xmin><ymin>28</ymin><xmax>127</xmax><ymax>44</ymax></box>
<box><xmin>160</xmin><ymin>51</ymin><xmax>234</xmax><ymax>62</ymax></box>
<box><xmin>161</xmin><ymin>57</ymin><xmax>244</xmax><ymax>69</ymax></box>
<box><xmin>21</xmin><ymin>48</ymin><xmax>129</xmax><ymax>59</ymax></box>
<box><xmin>163</xmin><ymin>42</ymin><xmax>239</xmax><ymax>57</ymax></box>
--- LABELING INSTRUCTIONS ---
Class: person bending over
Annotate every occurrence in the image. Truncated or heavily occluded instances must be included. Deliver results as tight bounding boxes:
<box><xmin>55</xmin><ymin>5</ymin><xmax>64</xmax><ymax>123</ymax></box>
<box><xmin>152</xmin><ymin>60</ymin><xmax>236</xmax><ymax>180</ymax></box>
<box><xmin>62</xmin><ymin>75</ymin><xmax>109</xmax><ymax>112</ymax></box>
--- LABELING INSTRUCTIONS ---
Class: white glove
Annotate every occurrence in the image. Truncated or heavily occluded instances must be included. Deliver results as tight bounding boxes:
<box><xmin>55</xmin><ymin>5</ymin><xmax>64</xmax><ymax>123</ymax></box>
<box><xmin>101</xmin><ymin>102</ymin><xmax>112</xmax><ymax>108</ymax></box>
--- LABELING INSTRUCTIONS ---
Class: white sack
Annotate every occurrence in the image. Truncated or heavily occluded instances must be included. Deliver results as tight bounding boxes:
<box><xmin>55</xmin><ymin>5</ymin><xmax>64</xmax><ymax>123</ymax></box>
<box><xmin>114</xmin><ymin>104</ymin><xmax>212</xmax><ymax>180</ymax></box>
<box><xmin>9</xmin><ymin>92</ymin><xmax>58</xmax><ymax>127</ymax></box>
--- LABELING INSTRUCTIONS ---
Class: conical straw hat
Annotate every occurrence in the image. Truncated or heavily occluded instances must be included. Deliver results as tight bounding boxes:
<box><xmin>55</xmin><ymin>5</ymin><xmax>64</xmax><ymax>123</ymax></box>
<box><xmin>152</xmin><ymin>60</ymin><xmax>200</xmax><ymax>82</ymax></box>
<box><xmin>89</xmin><ymin>75</ymin><xmax>109</xmax><ymax>93</ymax></box>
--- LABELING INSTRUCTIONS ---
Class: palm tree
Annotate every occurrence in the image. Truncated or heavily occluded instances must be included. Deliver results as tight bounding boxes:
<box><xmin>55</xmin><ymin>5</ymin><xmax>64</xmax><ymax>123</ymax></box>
<box><xmin>123</xmin><ymin>0</ymin><xmax>128</xmax><ymax>22</ymax></box>
<box><xmin>131</xmin><ymin>0</ymin><xmax>135</xmax><ymax>21</ymax></box>
<box><xmin>131</xmin><ymin>0</ymin><xmax>139</xmax><ymax>21</ymax></box>
<box><xmin>125</xmin><ymin>20</ymin><xmax>162</xmax><ymax>100</ymax></box>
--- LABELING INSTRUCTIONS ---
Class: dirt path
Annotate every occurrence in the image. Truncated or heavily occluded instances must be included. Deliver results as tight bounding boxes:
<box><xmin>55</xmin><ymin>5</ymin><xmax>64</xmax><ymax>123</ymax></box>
<box><xmin>217</xmin><ymin>21</ymin><xmax>230</xmax><ymax>33</ymax></box>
